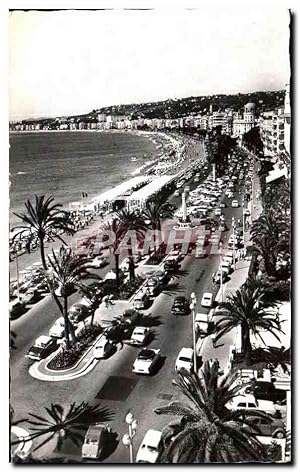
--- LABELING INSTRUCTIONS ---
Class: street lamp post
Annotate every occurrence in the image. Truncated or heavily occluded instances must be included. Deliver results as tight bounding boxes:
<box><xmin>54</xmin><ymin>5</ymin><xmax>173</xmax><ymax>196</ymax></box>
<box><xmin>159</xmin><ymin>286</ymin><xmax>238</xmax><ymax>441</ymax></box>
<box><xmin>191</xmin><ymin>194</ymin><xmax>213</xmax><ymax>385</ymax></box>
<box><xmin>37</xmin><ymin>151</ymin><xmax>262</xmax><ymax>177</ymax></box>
<box><xmin>242</xmin><ymin>209</ymin><xmax>245</xmax><ymax>246</ymax></box>
<box><xmin>218</xmin><ymin>242</ymin><xmax>223</xmax><ymax>303</ymax></box>
<box><xmin>190</xmin><ymin>292</ymin><xmax>197</xmax><ymax>375</ymax></box>
<box><xmin>232</xmin><ymin>222</ymin><xmax>236</xmax><ymax>270</ymax></box>
<box><xmin>122</xmin><ymin>412</ymin><xmax>138</xmax><ymax>463</ymax></box>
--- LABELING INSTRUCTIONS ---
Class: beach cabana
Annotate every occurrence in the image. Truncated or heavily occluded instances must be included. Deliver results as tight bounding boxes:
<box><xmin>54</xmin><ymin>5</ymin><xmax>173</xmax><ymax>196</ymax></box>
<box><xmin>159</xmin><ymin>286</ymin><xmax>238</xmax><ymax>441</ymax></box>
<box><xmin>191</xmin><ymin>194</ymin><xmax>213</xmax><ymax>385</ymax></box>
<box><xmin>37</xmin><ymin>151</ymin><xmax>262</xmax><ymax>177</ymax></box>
<box><xmin>126</xmin><ymin>175</ymin><xmax>175</xmax><ymax>210</ymax></box>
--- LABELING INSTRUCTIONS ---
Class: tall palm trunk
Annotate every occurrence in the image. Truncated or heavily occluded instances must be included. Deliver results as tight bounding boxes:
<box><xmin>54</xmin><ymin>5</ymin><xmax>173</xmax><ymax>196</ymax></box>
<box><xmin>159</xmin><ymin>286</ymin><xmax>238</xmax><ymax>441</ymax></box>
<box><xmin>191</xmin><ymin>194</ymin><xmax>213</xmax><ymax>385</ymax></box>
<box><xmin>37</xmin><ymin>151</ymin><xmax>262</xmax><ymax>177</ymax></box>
<box><xmin>39</xmin><ymin>236</ymin><xmax>47</xmax><ymax>270</ymax></box>
<box><xmin>242</xmin><ymin>325</ymin><xmax>252</xmax><ymax>365</ymax></box>
<box><xmin>63</xmin><ymin>296</ymin><xmax>71</xmax><ymax>348</ymax></box>
<box><xmin>114</xmin><ymin>253</ymin><xmax>120</xmax><ymax>288</ymax></box>
<box><xmin>128</xmin><ymin>247</ymin><xmax>135</xmax><ymax>280</ymax></box>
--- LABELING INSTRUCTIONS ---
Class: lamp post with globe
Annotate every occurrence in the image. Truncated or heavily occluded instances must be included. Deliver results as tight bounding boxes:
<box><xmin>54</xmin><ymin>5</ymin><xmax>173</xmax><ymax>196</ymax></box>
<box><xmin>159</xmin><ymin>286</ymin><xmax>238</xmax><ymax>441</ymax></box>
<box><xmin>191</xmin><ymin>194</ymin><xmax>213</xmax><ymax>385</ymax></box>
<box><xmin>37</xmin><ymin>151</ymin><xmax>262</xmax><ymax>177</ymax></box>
<box><xmin>122</xmin><ymin>412</ymin><xmax>138</xmax><ymax>463</ymax></box>
<box><xmin>190</xmin><ymin>292</ymin><xmax>198</xmax><ymax>374</ymax></box>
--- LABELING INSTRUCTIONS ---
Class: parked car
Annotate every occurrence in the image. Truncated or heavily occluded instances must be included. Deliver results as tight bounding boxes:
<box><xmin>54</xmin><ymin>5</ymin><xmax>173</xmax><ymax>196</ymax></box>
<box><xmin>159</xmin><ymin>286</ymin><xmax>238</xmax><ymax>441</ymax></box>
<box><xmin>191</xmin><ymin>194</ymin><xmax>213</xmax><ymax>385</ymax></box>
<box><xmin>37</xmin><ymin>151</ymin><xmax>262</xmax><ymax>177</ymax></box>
<box><xmin>21</xmin><ymin>289</ymin><xmax>41</xmax><ymax>305</ymax></box>
<box><xmin>214</xmin><ymin>208</ymin><xmax>222</xmax><ymax>216</ymax></box>
<box><xmin>153</xmin><ymin>270</ymin><xmax>170</xmax><ymax>285</ymax></box>
<box><xmin>246</xmin><ymin>416</ymin><xmax>286</xmax><ymax>439</ymax></box>
<box><xmin>247</xmin><ymin>381</ymin><xmax>287</xmax><ymax>404</ymax></box>
<box><xmin>130</xmin><ymin>326</ymin><xmax>151</xmax><ymax>346</ymax></box>
<box><xmin>69</xmin><ymin>303</ymin><xmax>90</xmax><ymax>322</ymax></box>
<box><xmin>122</xmin><ymin>308</ymin><xmax>140</xmax><ymax>325</ymax></box>
<box><xmin>26</xmin><ymin>335</ymin><xmax>57</xmax><ymax>361</ymax></box>
<box><xmin>49</xmin><ymin>317</ymin><xmax>65</xmax><ymax>338</ymax></box>
<box><xmin>200</xmin><ymin>292</ymin><xmax>214</xmax><ymax>308</ymax></box>
<box><xmin>226</xmin><ymin>394</ymin><xmax>277</xmax><ymax>416</ymax></box>
<box><xmin>175</xmin><ymin>347</ymin><xmax>194</xmax><ymax>373</ymax></box>
<box><xmin>132</xmin><ymin>348</ymin><xmax>161</xmax><ymax>374</ymax></box>
<box><xmin>171</xmin><ymin>296</ymin><xmax>190</xmax><ymax>316</ymax></box>
<box><xmin>164</xmin><ymin>259</ymin><xmax>180</xmax><ymax>272</ymax></box>
<box><xmin>93</xmin><ymin>336</ymin><xmax>115</xmax><ymax>359</ymax></box>
<box><xmin>9</xmin><ymin>299</ymin><xmax>26</xmax><ymax>319</ymax></box>
<box><xmin>220</xmin><ymin>261</ymin><xmax>232</xmax><ymax>275</ymax></box>
<box><xmin>231</xmin><ymin>200</ymin><xmax>239</xmax><ymax>208</ymax></box>
<box><xmin>81</xmin><ymin>423</ymin><xmax>111</xmax><ymax>459</ymax></box>
<box><xmin>136</xmin><ymin>429</ymin><xmax>162</xmax><ymax>463</ymax></box>
<box><xmin>213</xmin><ymin>270</ymin><xmax>227</xmax><ymax>284</ymax></box>
<box><xmin>132</xmin><ymin>290</ymin><xmax>151</xmax><ymax>310</ymax></box>
<box><xmin>194</xmin><ymin>313</ymin><xmax>209</xmax><ymax>335</ymax></box>
<box><xmin>145</xmin><ymin>276</ymin><xmax>162</xmax><ymax>296</ymax></box>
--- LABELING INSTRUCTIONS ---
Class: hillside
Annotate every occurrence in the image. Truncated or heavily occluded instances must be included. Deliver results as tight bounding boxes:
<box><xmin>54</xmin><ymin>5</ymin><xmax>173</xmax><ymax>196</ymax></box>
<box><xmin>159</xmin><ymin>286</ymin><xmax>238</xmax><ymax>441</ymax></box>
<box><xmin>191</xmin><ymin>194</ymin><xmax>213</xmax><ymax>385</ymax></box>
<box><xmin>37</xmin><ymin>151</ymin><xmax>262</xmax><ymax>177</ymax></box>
<box><xmin>92</xmin><ymin>90</ymin><xmax>285</xmax><ymax>120</ymax></box>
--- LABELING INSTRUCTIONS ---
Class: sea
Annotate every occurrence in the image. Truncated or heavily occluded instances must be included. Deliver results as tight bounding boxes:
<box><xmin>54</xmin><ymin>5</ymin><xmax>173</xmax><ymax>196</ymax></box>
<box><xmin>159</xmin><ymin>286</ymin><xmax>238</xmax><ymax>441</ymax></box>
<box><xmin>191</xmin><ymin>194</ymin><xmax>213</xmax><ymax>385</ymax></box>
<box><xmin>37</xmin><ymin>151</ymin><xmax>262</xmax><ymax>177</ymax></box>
<box><xmin>9</xmin><ymin>131</ymin><xmax>159</xmax><ymax>227</ymax></box>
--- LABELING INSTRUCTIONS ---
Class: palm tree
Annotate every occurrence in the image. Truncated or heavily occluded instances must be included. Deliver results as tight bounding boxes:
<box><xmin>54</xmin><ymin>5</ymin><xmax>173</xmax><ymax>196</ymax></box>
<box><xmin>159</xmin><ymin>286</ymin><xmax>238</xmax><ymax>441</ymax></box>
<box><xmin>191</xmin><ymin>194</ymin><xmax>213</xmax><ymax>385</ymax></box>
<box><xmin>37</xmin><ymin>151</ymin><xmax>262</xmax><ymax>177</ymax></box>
<box><xmin>13</xmin><ymin>195</ymin><xmax>75</xmax><ymax>270</ymax></box>
<box><xmin>142</xmin><ymin>197</ymin><xmax>174</xmax><ymax>252</ymax></box>
<box><xmin>249</xmin><ymin>236</ymin><xmax>278</xmax><ymax>277</ymax></box>
<box><xmin>44</xmin><ymin>247</ymin><xmax>100</xmax><ymax>347</ymax></box>
<box><xmin>251</xmin><ymin>211</ymin><xmax>288</xmax><ymax>244</ymax></box>
<box><xmin>116</xmin><ymin>209</ymin><xmax>146</xmax><ymax>280</ymax></box>
<box><xmin>79</xmin><ymin>283</ymin><xmax>102</xmax><ymax>327</ymax></box>
<box><xmin>11</xmin><ymin>402</ymin><xmax>114</xmax><ymax>454</ymax></box>
<box><xmin>154</xmin><ymin>361</ymin><xmax>269</xmax><ymax>463</ymax></box>
<box><xmin>214</xmin><ymin>279</ymin><xmax>283</xmax><ymax>364</ymax></box>
<box><xmin>103</xmin><ymin>217</ymin><xmax>126</xmax><ymax>288</ymax></box>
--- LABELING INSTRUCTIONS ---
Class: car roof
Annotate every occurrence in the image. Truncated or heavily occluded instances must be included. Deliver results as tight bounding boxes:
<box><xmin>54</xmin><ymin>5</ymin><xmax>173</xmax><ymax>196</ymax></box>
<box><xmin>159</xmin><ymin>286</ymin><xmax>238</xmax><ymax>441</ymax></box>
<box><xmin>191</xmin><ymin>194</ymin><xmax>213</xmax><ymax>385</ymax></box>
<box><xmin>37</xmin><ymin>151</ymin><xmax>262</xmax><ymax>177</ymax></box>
<box><xmin>142</xmin><ymin>430</ymin><xmax>162</xmax><ymax>448</ymax></box>
<box><xmin>174</xmin><ymin>296</ymin><xmax>187</xmax><ymax>302</ymax></box>
<box><xmin>178</xmin><ymin>347</ymin><xmax>193</xmax><ymax>357</ymax></box>
<box><xmin>138</xmin><ymin>349</ymin><xmax>156</xmax><ymax>359</ymax></box>
<box><xmin>85</xmin><ymin>423</ymin><xmax>106</xmax><ymax>440</ymax></box>
<box><xmin>36</xmin><ymin>335</ymin><xmax>51</xmax><ymax>344</ymax></box>
<box><xmin>203</xmin><ymin>292</ymin><xmax>212</xmax><ymax>298</ymax></box>
<box><xmin>133</xmin><ymin>326</ymin><xmax>147</xmax><ymax>334</ymax></box>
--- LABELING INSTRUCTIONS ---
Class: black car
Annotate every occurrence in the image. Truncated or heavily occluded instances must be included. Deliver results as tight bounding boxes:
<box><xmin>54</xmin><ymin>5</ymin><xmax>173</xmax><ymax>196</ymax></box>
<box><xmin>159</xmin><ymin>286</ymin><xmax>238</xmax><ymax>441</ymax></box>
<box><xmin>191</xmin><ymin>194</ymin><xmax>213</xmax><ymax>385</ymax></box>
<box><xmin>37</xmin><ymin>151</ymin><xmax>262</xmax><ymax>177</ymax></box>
<box><xmin>245</xmin><ymin>381</ymin><xmax>286</xmax><ymax>404</ymax></box>
<box><xmin>26</xmin><ymin>335</ymin><xmax>57</xmax><ymax>361</ymax></box>
<box><xmin>171</xmin><ymin>296</ymin><xmax>190</xmax><ymax>315</ymax></box>
<box><xmin>164</xmin><ymin>260</ymin><xmax>180</xmax><ymax>272</ymax></box>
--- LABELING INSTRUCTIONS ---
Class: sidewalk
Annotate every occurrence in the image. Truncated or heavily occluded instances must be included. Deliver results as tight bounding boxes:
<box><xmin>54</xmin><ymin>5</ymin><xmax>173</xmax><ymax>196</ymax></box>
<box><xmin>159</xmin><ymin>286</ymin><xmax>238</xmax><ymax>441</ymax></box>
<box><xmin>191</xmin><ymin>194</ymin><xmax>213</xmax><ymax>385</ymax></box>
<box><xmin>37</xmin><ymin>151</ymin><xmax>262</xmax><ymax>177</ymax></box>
<box><xmin>196</xmin><ymin>259</ymin><xmax>251</xmax><ymax>374</ymax></box>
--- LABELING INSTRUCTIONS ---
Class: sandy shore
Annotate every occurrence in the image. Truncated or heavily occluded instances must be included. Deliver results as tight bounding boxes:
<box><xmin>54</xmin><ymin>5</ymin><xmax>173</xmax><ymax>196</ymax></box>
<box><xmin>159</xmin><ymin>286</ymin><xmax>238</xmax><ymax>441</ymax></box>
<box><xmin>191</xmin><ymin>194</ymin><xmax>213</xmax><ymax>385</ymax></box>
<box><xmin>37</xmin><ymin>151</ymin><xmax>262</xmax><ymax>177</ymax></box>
<box><xmin>9</xmin><ymin>132</ymin><xmax>202</xmax><ymax>283</ymax></box>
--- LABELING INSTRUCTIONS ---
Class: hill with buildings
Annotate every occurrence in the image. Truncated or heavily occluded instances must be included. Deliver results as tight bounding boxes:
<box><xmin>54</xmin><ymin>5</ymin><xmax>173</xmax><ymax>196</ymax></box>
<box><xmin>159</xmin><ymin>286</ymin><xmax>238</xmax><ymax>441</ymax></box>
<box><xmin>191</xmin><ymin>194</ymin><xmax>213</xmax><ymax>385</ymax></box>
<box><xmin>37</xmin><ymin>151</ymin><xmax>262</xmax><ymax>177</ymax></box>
<box><xmin>93</xmin><ymin>90</ymin><xmax>284</xmax><ymax>120</ymax></box>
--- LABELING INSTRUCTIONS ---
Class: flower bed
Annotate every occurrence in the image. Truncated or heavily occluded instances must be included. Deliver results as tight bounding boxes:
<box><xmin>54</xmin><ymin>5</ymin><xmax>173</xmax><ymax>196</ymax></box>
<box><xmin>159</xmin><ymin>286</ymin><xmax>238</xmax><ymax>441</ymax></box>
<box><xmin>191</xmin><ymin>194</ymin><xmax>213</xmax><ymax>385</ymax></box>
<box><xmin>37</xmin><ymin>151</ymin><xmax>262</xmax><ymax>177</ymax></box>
<box><xmin>47</xmin><ymin>324</ymin><xmax>102</xmax><ymax>371</ymax></box>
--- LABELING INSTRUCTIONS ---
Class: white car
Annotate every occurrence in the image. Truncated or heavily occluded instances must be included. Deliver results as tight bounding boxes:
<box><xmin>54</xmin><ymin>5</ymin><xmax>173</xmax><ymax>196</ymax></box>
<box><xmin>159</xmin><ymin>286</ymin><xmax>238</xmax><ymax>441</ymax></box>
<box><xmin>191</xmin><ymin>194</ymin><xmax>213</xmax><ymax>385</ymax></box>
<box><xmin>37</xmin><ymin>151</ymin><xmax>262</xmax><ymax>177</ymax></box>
<box><xmin>91</xmin><ymin>256</ymin><xmax>107</xmax><ymax>268</ymax></box>
<box><xmin>220</xmin><ymin>261</ymin><xmax>231</xmax><ymax>275</ymax></box>
<box><xmin>231</xmin><ymin>200</ymin><xmax>239</xmax><ymax>208</ymax></box>
<box><xmin>226</xmin><ymin>394</ymin><xmax>277</xmax><ymax>416</ymax></box>
<box><xmin>132</xmin><ymin>348</ymin><xmax>161</xmax><ymax>374</ymax></box>
<box><xmin>130</xmin><ymin>327</ymin><xmax>151</xmax><ymax>345</ymax></box>
<box><xmin>201</xmin><ymin>292</ymin><xmax>214</xmax><ymax>308</ymax></box>
<box><xmin>93</xmin><ymin>336</ymin><xmax>115</xmax><ymax>359</ymax></box>
<box><xmin>136</xmin><ymin>429</ymin><xmax>162</xmax><ymax>463</ymax></box>
<box><xmin>214</xmin><ymin>208</ymin><xmax>222</xmax><ymax>216</ymax></box>
<box><xmin>175</xmin><ymin>347</ymin><xmax>194</xmax><ymax>373</ymax></box>
<box><xmin>49</xmin><ymin>317</ymin><xmax>65</xmax><ymax>338</ymax></box>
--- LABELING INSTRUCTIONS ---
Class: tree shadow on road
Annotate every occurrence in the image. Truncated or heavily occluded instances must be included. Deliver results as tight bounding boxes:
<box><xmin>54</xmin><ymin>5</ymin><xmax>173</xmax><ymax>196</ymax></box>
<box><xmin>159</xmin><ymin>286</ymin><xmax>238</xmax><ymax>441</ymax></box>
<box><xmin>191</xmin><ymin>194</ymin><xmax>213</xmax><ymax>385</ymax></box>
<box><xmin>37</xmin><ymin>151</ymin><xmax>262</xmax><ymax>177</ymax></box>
<box><xmin>138</xmin><ymin>313</ymin><xmax>163</xmax><ymax>328</ymax></box>
<box><xmin>162</xmin><ymin>283</ymin><xmax>186</xmax><ymax>296</ymax></box>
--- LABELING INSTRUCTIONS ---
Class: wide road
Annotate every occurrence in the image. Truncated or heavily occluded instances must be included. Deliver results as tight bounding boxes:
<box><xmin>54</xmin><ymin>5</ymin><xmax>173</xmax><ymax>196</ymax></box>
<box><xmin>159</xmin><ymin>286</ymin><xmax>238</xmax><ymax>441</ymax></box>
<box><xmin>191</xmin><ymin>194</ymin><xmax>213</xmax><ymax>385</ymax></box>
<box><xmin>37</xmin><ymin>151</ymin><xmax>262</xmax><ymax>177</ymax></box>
<box><xmin>10</xmin><ymin>194</ymin><xmax>244</xmax><ymax>463</ymax></box>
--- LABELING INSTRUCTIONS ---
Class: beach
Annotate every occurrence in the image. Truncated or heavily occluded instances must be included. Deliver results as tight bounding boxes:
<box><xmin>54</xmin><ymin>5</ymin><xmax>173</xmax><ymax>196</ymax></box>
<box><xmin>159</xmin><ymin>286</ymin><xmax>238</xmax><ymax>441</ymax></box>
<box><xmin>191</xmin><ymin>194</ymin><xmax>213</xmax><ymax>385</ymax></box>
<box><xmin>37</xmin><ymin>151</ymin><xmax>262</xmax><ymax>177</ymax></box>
<box><xmin>9</xmin><ymin>130</ymin><xmax>200</xmax><ymax>281</ymax></box>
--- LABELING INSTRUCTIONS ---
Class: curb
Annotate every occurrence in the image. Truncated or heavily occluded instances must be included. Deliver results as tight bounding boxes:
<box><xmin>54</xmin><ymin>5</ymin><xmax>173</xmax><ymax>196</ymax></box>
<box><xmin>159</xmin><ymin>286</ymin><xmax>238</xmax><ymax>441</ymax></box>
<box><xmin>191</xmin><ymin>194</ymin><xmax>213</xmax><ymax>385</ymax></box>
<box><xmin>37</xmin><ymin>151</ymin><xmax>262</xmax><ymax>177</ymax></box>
<box><xmin>29</xmin><ymin>332</ymin><xmax>104</xmax><ymax>382</ymax></box>
<box><xmin>29</xmin><ymin>355</ymin><xmax>98</xmax><ymax>382</ymax></box>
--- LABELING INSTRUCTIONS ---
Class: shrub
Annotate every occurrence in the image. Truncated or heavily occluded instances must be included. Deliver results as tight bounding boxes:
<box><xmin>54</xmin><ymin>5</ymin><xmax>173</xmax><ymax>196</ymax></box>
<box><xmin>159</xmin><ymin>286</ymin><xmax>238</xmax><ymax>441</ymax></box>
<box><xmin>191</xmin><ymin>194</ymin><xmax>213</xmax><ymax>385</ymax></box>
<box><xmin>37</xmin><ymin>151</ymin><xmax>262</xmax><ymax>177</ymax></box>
<box><xmin>47</xmin><ymin>324</ymin><xmax>102</xmax><ymax>370</ymax></box>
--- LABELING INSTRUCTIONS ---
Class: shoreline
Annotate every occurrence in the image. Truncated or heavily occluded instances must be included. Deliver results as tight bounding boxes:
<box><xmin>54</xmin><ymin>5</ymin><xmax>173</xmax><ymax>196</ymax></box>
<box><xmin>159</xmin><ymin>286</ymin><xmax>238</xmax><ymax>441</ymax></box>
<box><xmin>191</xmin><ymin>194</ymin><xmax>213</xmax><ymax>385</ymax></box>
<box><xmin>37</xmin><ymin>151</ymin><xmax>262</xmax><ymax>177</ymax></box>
<box><xmin>9</xmin><ymin>133</ymin><xmax>203</xmax><ymax>284</ymax></box>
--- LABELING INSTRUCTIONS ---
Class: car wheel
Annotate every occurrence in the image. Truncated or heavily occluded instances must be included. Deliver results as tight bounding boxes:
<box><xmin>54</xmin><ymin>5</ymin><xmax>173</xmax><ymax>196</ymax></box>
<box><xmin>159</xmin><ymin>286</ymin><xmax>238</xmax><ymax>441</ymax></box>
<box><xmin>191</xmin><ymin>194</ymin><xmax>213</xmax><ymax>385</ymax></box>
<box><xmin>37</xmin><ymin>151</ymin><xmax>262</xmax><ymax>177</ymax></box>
<box><xmin>274</xmin><ymin>431</ymin><xmax>285</xmax><ymax>439</ymax></box>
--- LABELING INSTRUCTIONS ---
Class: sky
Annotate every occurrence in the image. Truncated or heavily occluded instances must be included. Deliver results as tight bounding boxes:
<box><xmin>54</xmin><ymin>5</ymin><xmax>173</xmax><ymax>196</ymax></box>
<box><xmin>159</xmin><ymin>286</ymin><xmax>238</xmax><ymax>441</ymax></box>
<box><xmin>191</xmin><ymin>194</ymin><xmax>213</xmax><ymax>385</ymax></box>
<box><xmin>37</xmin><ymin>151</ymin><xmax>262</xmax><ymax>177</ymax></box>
<box><xmin>8</xmin><ymin>7</ymin><xmax>290</xmax><ymax>120</ymax></box>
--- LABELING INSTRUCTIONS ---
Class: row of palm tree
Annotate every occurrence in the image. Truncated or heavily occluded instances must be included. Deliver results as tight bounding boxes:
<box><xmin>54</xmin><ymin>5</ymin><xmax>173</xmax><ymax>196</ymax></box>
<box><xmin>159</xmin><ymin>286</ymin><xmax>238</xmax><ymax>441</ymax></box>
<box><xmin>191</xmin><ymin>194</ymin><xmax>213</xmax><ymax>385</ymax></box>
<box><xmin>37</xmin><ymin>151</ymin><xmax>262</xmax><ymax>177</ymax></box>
<box><xmin>214</xmin><ymin>277</ymin><xmax>283</xmax><ymax>365</ymax></box>
<box><xmin>12</xmin><ymin>194</ymin><xmax>175</xmax><ymax>347</ymax></box>
<box><xmin>155</xmin><ymin>360</ymin><xmax>273</xmax><ymax>463</ymax></box>
<box><xmin>250</xmin><ymin>208</ymin><xmax>290</xmax><ymax>278</ymax></box>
